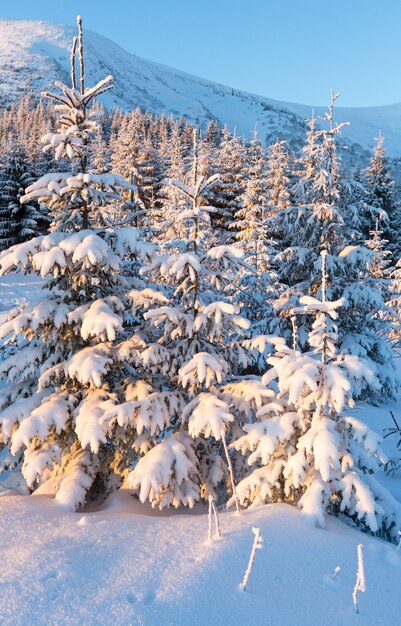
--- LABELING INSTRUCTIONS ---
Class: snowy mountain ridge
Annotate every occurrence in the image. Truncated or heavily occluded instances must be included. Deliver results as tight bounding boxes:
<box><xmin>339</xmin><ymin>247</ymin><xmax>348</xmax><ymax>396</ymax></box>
<box><xmin>2</xmin><ymin>19</ymin><xmax>401</xmax><ymax>157</ymax></box>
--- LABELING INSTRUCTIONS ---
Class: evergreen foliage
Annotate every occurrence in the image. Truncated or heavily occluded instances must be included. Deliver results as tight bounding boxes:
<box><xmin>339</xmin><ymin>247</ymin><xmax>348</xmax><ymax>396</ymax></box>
<box><xmin>365</xmin><ymin>133</ymin><xmax>400</xmax><ymax>257</ymax></box>
<box><xmin>0</xmin><ymin>147</ymin><xmax>49</xmax><ymax>250</ymax></box>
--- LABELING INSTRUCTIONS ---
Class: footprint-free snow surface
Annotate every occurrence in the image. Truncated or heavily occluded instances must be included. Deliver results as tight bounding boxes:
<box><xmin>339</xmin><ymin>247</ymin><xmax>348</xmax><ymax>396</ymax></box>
<box><xmin>0</xmin><ymin>490</ymin><xmax>400</xmax><ymax>626</ymax></box>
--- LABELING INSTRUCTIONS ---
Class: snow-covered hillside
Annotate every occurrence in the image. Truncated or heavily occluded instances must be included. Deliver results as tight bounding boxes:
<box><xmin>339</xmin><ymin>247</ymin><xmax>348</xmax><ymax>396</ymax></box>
<box><xmin>1</xmin><ymin>19</ymin><xmax>401</xmax><ymax>155</ymax></box>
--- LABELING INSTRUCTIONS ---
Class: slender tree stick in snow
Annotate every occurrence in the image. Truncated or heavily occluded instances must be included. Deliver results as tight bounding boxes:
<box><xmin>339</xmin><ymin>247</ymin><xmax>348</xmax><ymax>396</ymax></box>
<box><xmin>77</xmin><ymin>16</ymin><xmax>85</xmax><ymax>95</ymax></box>
<box><xmin>241</xmin><ymin>527</ymin><xmax>263</xmax><ymax>591</ymax></box>
<box><xmin>192</xmin><ymin>128</ymin><xmax>199</xmax><ymax>186</ymax></box>
<box><xmin>396</xmin><ymin>531</ymin><xmax>401</xmax><ymax>553</ymax></box>
<box><xmin>208</xmin><ymin>495</ymin><xmax>213</xmax><ymax>541</ymax></box>
<box><xmin>353</xmin><ymin>543</ymin><xmax>366</xmax><ymax>614</ymax></box>
<box><xmin>321</xmin><ymin>249</ymin><xmax>327</xmax><ymax>303</ymax></box>
<box><xmin>70</xmin><ymin>36</ymin><xmax>77</xmax><ymax>90</ymax></box>
<box><xmin>321</xmin><ymin>250</ymin><xmax>328</xmax><ymax>364</ymax></box>
<box><xmin>328</xmin><ymin>89</ymin><xmax>340</xmax><ymax>132</ymax></box>
<box><xmin>291</xmin><ymin>315</ymin><xmax>298</xmax><ymax>351</ymax></box>
<box><xmin>222</xmin><ymin>435</ymin><xmax>240</xmax><ymax>514</ymax></box>
<box><xmin>208</xmin><ymin>495</ymin><xmax>221</xmax><ymax>541</ymax></box>
<box><xmin>212</xmin><ymin>498</ymin><xmax>221</xmax><ymax>537</ymax></box>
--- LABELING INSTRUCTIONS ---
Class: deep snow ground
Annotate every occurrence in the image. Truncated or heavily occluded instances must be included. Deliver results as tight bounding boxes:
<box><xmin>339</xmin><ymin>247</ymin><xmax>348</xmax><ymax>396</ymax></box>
<box><xmin>0</xmin><ymin>490</ymin><xmax>400</xmax><ymax>626</ymax></box>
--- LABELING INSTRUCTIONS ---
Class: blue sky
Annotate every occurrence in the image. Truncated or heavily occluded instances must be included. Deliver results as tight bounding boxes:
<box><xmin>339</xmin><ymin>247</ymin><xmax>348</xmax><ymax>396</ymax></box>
<box><xmin>2</xmin><ymin>0</ymin><xmax>401</xmax><ymax>107</ymax></box>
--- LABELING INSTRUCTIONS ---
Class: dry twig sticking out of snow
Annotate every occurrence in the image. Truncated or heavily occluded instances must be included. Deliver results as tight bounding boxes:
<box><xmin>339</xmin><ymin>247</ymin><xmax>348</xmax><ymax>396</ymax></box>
<box><xmin>353</xmin><ymin>543</ymin><xmax>366</xmax><ymax>614</ymax></box>
<box><xmin>240</xmin><ymin>527</ymin><xmax>263</xmax><ymax>591</ymax></box>
<box><xmin>208</xmin><ymin>495</ymin><xmax>221</xmax><ymax>541</ymax></box>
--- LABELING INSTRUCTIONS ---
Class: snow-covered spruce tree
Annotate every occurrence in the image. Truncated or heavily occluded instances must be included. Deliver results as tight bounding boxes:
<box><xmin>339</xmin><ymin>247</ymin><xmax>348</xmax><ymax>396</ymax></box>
<box><xmin>265</xmin><ymin>140</ymin><xmax>291</xmax><ymax>216</ymax></box>
<box><xmin>268</xmin><ymin>94</ymin><xmax>397</xmax><ymax>399</ymax></box>
<box><xmin>336</xmin><ymin>242</ymin><xmax>397</xmax><ymax>401</ymax></box>
<box><xmin>300</xmin><ymin>112</ymin><xmax>319</xmax><ymax>180</ymax></box>
<box><xmin>156</xmin><ymin>121</ymin><xmax>189</xmax><ymax>252</ymax></box>
<box><xmin>0</xmin><ymin>147</ymin><xmax>49</xmax><ymax>250</ymax></box>
<box><xmin>387</xmin><ymin>250</ymin><xmax>401</xmax><ymax>348</ymax></box>
<box><xmin>110</xmin><ymin>111</ymin><xmax>137</xmax><ymax>184</ymax></box>
<box><xmin>0</xmin><ymin>17</ymin><xmax>155</xmax><ymax>510</ymax></box>
<box><xmin>0</xmin><ymin>97</ymin><xmax>56</xmax><ymax>179</ymax></box>
<box><xmin>153</xmin><ymin>113</ymin><xmax>171</xmax><ymax>183</ymax></box>
<box><xmin>132</xmin><ymin>134</ymin><xmax>162</xmax><ymax>227</ymax></box>
<box><xmin>33</xmin><ymin>26</ymin><xmax>137</xmax><ymax>233</ymax></box>
<box><xmin>365</xmin><ymin>219</ymin><xmax>393</xmax><ymax>282</ymax></box>
<box><xmin>29</xmin><ymin>99</ymin><xmax>56</xmax><ymax>178</ymax></box>
<box><xmin>0</xmin><ymin>162</ymin><xmax>16</xmax><ymax>251</ymax></box>
<box><xmin>88</xmin><ymin>104</ymin><xmax>111</xmax><ymax>176</ymax></box>
<box><xmin>205</xmin><ymin>120</ymin><xmax>222</xmax><ymax>147</ymax></box>
<box><xmin>347</xmin><ymin>172</ymin><xmax>382</xmax><ymax>247</ymax></box>
<box><xmin>197</xmin><ymin>131</ymin><xmax>219</xmax><ymax>200</ymax></box>
<box><xmin>233</xmin><ymin>131</ymin><xmax>281</xmax><ymax>359</ymax></box>
<box><xmin>109</xmin><ymin>111</ymin><xmax>147</xmax><ymax>230</ymax></box>
<box><xmin>231</xmin><ymin>252</ymin><xmax>401</xmax><ymax>540</ymax></box>
<box><xmin>235</xmin><ymin>131</ymin><xmax>269</xmax><ymax>273</ymax></box>
<box><xmin>267</xmin><ymin>96</ymin><xmax>350</xmax><ymax>346</ymax></box>
<box><xmin>273</xmin><ymin>94</ymin><xmax>349</xmax><ymax>292</ymax></box>
<box><xmin>339</xmin><ymin>154</ymin><xmax>398</xmax><ymax>400</ymax></box>
<box><xmin>363</xmin><ymin>221</ymin><xmax>398</xmax><ymax>355</ymax></box>
<box><xmin>365</xmin><ymin>132</ymin><xmax>400</xmax><ymax>256</ymax></box>
<box><xmin>210</xmin><ymin>126</ymin><xmax>246</xmax><ymax>242</ymax></box>
<box><xmin>118</xmin><ymin>130</ymin><xmax>252</xmax><ymax>509</ymax></box>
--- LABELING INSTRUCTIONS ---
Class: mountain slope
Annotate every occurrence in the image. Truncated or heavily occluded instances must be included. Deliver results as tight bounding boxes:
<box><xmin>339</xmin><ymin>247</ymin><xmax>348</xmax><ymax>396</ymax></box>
<box><xmin>1</xmin><ymin>19</ymin><xmax>401</xmax><ymax>156</ymax></box>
